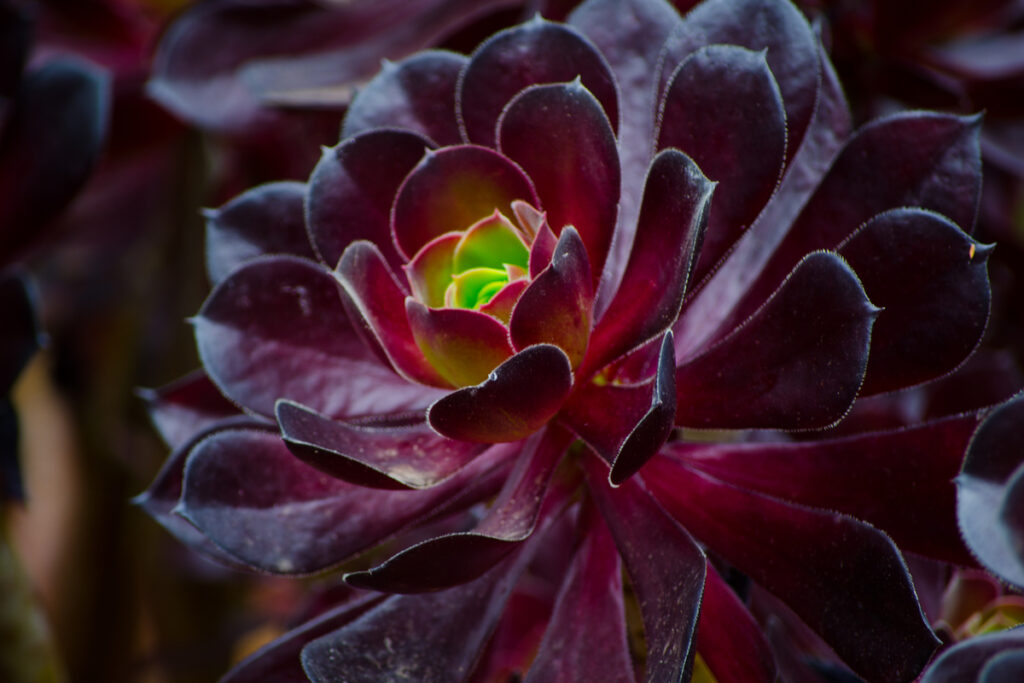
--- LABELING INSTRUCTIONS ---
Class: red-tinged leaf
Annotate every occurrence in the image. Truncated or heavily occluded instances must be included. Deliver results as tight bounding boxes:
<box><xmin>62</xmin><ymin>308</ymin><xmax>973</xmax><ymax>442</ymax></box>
<box><xmin>428</xmin><ymin>344</ymin><xmax>573</xmax><ymax>443</ymax></box>
<box><xmin>470</xmin><ymin>584</ymin><xmax>557</xmax><ymax>683</ymax></box>
<box><xmin>669</xmin><ymin>413</ymin><xmax>982</xmax><ymax>566</ymax></box>
<box><xmin>478</xmin><ymin>279</ymin><xmax>527</xmax><ymax>324</ymax></box>
<box><xmin>307</xmin><ymin>129</ymin><xmax>433</xmax><ymax>271</ymax></box>
<box><xmin>406</xmin><ymin>300</ymin><xmax>515</xmax><ymax>387</ymax></box>
<box><xmin>560</xmin><ymin>375</ymin><xmax>654</xmax><ymax>465</ymax></box>
<box><xmin>646</xmin><ymin>460</ymin><xmax>941</xmax><ymax>683</ymax></box>
<box><xmin>657</xmin><ymin>44</ymin><xmax>785</xmax><ymax>283</ymax></box>
<box><xmin>457</xmin><ymin>16</ymin><xmax>618</xmax><ymax>147</ymax></box>
<box><xmin>342</xmin><ymin>50</ymin><xmax>465</xmax><ymax>145</ymax></box>
<box><xmin>222</xmin><ymin>593</ymin><xmax>386</xmax><ymax>683</ymax></box>
<box><xmin>204</xmin><ymin>181</ymin><xmax>315</xmax><ymax>285</ymax></box>
<box><xmin>336</xmin><ymin>242</ymin><xmax>450</xmax><ymax>387</ymax></box>
<box><xmin>196</xmin><ymin>255</ymin><xmax>445</xmax><ymax>415</ymax></box>
<box><xmin>391</xmin><ymin>145</ymin><xmax>538</xmax><ymax>259</ymax></box>
<box><xmin>528</xmin><ymin>221</ymin><xmax>557</xmax><ymax>279</ymax></box>
<box><xmin>498</xmin><ymin>81</ymin><xmax>619</xmax><ymax>283</ymax></box>
<box><xmin>301</xmin><ymin>498</ymin><xmax>568</xmax><ymax>682</ymax></box>
<box><xmin>697</xmin><ymin>563</ymin><xmax>777</xmax><ymax>683</ymax></box>
<box><xmin>133</xmin><ymin>417</ymin><xmax>271</xmax><ymax>570</ymax></box>
<box><xmin>957</xmin><ymin>393</ymin><xmax>1024</xmax><ymax>588</ymax></box>
<box><xmin>345</xmin><ymin>426</ymin><xmax>572</xmax><ymax>592</ymax></box>
<box><xmin>584</xmin><ymin>455</ymin><xmax>706</xmax><ymax>683</ymax></box>
<box><xmin>674</xmin><ymin>40</ymin><xmax>851</xmax><ymax>357</ymax></box>
<box><xmin>277</xmin><ymin>401</ymin><xmax>487</xmax><ymax>490</ymax></box>
<box><xmin>404</xmin><ymin>232</ymin><xmax>460</xmax><ymax>308</ymax></box>
<box><xmin>609</xmin><ymin>332</ymin><xmax>676</xmax><ymax>486</ymax></box>
<box><xmin>920</xmin><ymin>627</ymin><xmax>1024</xmax><ymax>683</ymax></box>
<box><xmin>509</xmin><ymin>227</ymin><xmax>593</xmax><ymax>368</ymax></box>
<box><xmin>140</xmin><ymin>370</ymin><xmax>240</xmax><ymax>450</ymax></box>
<box><xmin>838</xmin><ymin>208</ymin><xmax>992</xmax><ymax>395</ymax></box>
<box><xmin>725</xmin><ymin>112</ymin><xmax>983</xmax><ymax>335</ymax></box>
<box><xmin>0</xmin><ymin>59</ymin><xmax>109</xmax><ymax>265</ymax></box>
<box><xmin>568</xmin><ymin>0</ymin><xmax>683</xmax><ymax>301</ymax></box>
<box><xmin>675</xmin><ymin>252</ymin><xmax>877</xmax><ymax>430</ymax></box>
<box><xmin>524</xmin><ymin>505</ymin><xmax>633</xmax><ymax>683</ymax></box>
<box><xmin>178</xmin><ymin>427</ymin><xmax>516</xmax><ymax>574</ymax></box>
<box><xmin>588</xmin><ymin>149</ymin><xmax>712</xmax><ymax>372</ymax></box>
<box><xmin>657</xmin><ymin>0</ymin><xmax>819</xmax><ymax>164</ymax></box>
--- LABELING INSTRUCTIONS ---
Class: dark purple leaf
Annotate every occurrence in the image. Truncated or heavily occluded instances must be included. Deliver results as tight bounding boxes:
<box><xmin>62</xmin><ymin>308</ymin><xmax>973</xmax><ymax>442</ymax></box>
<box><xmin>524</xmin><ymin>504</ymin><xmax>633</xmax><ymax>683</ymax></box>
<box><xmin>588</xmin><ymin>149</ymin><xmax>712</xmax><ymax>373</ymax></box>
<box><xmin>657</xmin><ymin>0</ymin><xmax>819</xmax><ymax>164</ymax></box>
<box><xmin>498</xmin><ymin>81</ymin><xmax>618</xmax><ymax>284</ymax></box>
<box><xmin>609</xmin><ymin>332</ymin><xmax>676</xmax><ymax>486</ymax></box>
<box><xmin>140</xmin><ymin>370</ymin><xmax>240</xmax><ymax>450</ymax></box>
<box><xmin>920</xmin><ymin>627</ymin><xmax>1024</xmax><ymax>683</ymax></box>
<box><xmin>838</xmin><ymin>208</ymin><xmax>992</xmax><ymax>395</ymax></box>
<box><xmin>0</xmin><ymin>272</ymin><xmax>40</xmax><ymax>393</ymax></box>
<box><xmin>342</xmin><ymin>50</ymin><xmax>465</xmax><ymax>146</ymax></box>
<box><xmin>306</xmin><ymin>129</ymin><xmax>432</xmax><ymax>270</ymax></box>
<box><xmin>344</xmin><ymin>426</ymin><xmax>571</xmax><ymax>592</ymax></box>
<box><xmin>675</xmin><ymin>252</ymin><xmax>877</xmax><ymax>430</ymax></box>
<box><xmin>179</xmin><ymin>427</ymin><xmax>516</xmax><ymax>574</ymax></box>
<box><xmin>335</xmin><ymin>241</ymin><xmax>450</xmax><ymax>387</ymax></box>
<box><xmin>560</xmin><ymin>372</ymin><xmax>655</xmax><ymax>464</ymax></box>
<box><xmin>391</xmin><ymin>144</ymin><xmax>538</xmax><ymax>259</ymax></box>
<box><xmin>957</xmin><ymin>393</ymin><xmax>1024</xmax><ymax>588</ymax></box>
<box><xmin>222</xmin><ymin>593</ymin><xmax>386</xmax><ymax>683</ymax></box>
<box><xmin>301</xmin><ymin>496</ymin><xmax>568</xmax><ymax>682</ymax></box>
<box><xmin>697</xmin><ymin>563</ymin><xmax>777</xmax><ymax>683</ymax></box>
<box><xmin>646</xmin><ymin>459</ymin><xmax>940</xmax><ymax>683</ymax></box>
<box><xmin>673</xmin><ymin>39</ymin><xmax>851</xmax><ymax>357</ymax></box>
<box><xmin>428</xmin><ymin>344</ymin><xmax>573</xmax><ymax>443</ymax></box>
<box><xmin>277</xmin><ymin>400</ymin><xmax>486</xmax><ymax>490</ymax></box>
<box><xmin>584</xmin><ymin>455</ymin><xmax>706</xmax><ymax>683</ymax></box>
<box><xmin>196</xmin><ymin>254</ymin><xmax>443</xmax><ymax>416</ymax></box>
<box><xmin>0</xmin><ymin>58</ymin><xmax>109</xmax><ymax>264</ymax></box>
<box><xmin>458</xmin><ymin>16</ymin><xmax>618</xmax><ymax>147</ymax></box>
<box><xmin>670</xmin><ymin>413</ymin><xmax>982</xmax><ymax>566</ymax></box>
<box><xmin>982</xmin><ymin>650</ymin><xmax>1024</xmax><ymax>683</ymax></box>
<box><xmin>509</xmin><ymin>226</ymin><xmax>593</xmax><ymax>368</ymax></box>
<box><xmin>657</xmin><ymin>44</ymin><xmax>786</xmax><ymax>283</ymax></box>
<box><xmin>204</xmin><ymin>181</ymin><xmax>316</xmax><ymax>285</ymax></box>
<box><xmin>406</xmin><ymin>301</ymin><xmax>515</xmax><ymax>387</ymax></box>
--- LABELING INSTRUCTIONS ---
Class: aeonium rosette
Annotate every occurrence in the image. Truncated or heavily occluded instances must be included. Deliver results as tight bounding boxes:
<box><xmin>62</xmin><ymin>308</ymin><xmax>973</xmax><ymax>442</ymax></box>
<box><xmin>139</xmin><ymin>0</ymin><xmax>997</xmax><ymax>680</ymax></box>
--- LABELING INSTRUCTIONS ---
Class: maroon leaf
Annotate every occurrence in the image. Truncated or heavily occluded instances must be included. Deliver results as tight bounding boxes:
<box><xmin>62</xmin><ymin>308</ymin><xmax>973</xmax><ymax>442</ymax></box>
<box><xmin>588</xmin><ymin>149</ymin><xmax>712</xmax><ymax>373</ymax></box>
<box><xmin>457</xmin><ymin>16</ymin><xmax>618</xmax><ymax>147</ymax></box>
<box><xmin>838</xmin><ymin>208</ymin><xmax>992</xmax><ymax>395</ymax></box>
<box><xmin>957</xmin><ymin>393</ymin><xmax>1024</xmax><ymax>588</ymax></box>
<box><xmin>222</xmin><ymin>593</ymin><xmax>386</xmax><ymax>683</ymax></box>
<box><xmin>560</xmin><ymin>373</ymin><xmax>655</xmax><ymax>465</ymax></box>
<box><xmin>657</xmin><ymin>0</ymin><xmax>819</xmax><ymax>164</ymax></box>
<box><xmin>919</xmin><ymin>627</ymin><xmax>1024</xmax><ymax>683</ymax></box>
<box><xmin>428</xmin><ymin>344</ymin><xmax>573</xmax><ymax>443</ymax></box>
<box><xmin>335</xmin><ymin>241</ymin><xmax>450</xmax><ymax>387</ymax></box>
<box><xmin>646</xmin><ymin>459</ymin><xmax>941</xmax><ymax>683</ymax></box>
<box><xmin>140</xmin><ymin>370</ymin><xmax>240</xmax><ymax>450</ymax></box>
<box><xmin>301</xmin><ymin>497</ymin><xmax>568</xmax><ymax>682</ymax></box>
<box><xmin>391</xmin><ymin>144</ymin><xmax>539</xmax><ymax>259</ymax></box>
<box><xmin>498</xmin><ymin>81</ymin><xmax>619</xmax><ymax>283</ymax></box>
<box><xmin>204</xmin><ymin>181</ymin><xmax>316</xmax><ymax>285</ymax></box>
<box><xmin>196</xmin><ymin>254</ymin><xmax>444</xmax><ymax>416</ymax></box>
<box><xmin>509</xmin><ymin>227</ymin><xmax>594</xmax><ymax>368</ymax></box>
<box><xmin>345</xmin><ymin>425</ymin><xmax>571</xmax><ymax>592</ymax></box>
<box><xmin>307</xmin><ymin>129</ymin><xmax>433</xmax><ymax>270</ymax></box>
<box><xmin>0</xmin><ymin>59</ymin><xmax>109</xmax><ymax>264</ymax></box>
<box><xmin>673</xmin><ymin>39</ymin><xmax>851</xmax><ymax>357</ymax></box>
<box><xmin>697</xmin><ymin>563</ymin><xmax>777</xmax><ymax>683</ymax></box>
<box><xmin>178</xmin><ymin>427</ymin><xmax>516</xmax><ymax>574</ymax></box>
<box><xmin>657</xmin><ymin>44</ymin><xmax>786</xmax><ymax>283</ymax></box>
<box><xmin>406</xmin><ymin>301</ymin><xmax>515</xmax><ymax>387</ymax></box>
<box><xmin>277</xmin><ymin>401</ymin><xmax>487</xmax><ymax>490</ymax></box>
<box><xmin>669</xmin><ymin>412</ymin><xmax>982</xmax><ymax>566</ymax></box>
<box><xmin>342</xmin><ymin>50</ymin><xmax>465</xmax><ymax>145</ymax></box>
<box><xmin>524</xmin><ymin>504</ymin><xmax>633</xmax><ymax>683</ymax></box>
<box><xmin>609</xmin><ymin>332</ymin><xmax>676</xmax><ymax>486</ymax></box>
<box><xmin>584</xmin><ymin>455</ymin><xmax>706</xmax><ymax>683</ymax></box>
<box><xmin>675</xmin><ymin>252</ymin><xmax>877</xmax><ymax>430</ymax></box>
